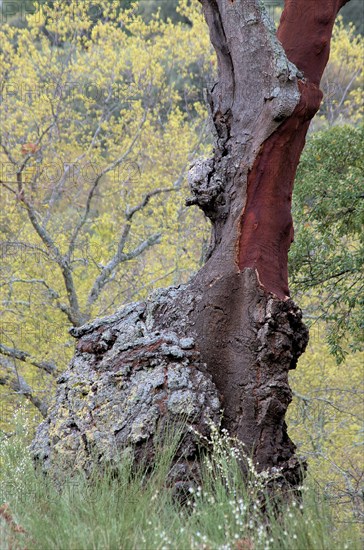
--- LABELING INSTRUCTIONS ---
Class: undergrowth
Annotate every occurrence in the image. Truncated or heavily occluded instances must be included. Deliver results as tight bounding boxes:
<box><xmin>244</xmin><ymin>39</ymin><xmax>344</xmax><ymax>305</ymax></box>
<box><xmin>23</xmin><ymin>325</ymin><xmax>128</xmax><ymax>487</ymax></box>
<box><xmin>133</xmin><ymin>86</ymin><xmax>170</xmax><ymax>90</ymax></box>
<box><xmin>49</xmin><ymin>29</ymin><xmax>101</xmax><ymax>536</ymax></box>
<box><xmin>0</xmin><ymin>416</ymin><xmax>361</xmax><ymax>550</ymax></box>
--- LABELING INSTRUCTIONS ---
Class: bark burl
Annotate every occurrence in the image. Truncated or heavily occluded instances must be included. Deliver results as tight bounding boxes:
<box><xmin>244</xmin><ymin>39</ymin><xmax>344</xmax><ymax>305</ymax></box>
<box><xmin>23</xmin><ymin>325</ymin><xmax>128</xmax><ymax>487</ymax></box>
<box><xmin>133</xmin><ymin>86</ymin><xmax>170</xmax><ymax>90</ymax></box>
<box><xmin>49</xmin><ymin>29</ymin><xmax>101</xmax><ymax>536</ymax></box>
<box><xmin>32</xmin><ymin>0</ymin><xmax>349</xmax><ymax>488</ymax></box>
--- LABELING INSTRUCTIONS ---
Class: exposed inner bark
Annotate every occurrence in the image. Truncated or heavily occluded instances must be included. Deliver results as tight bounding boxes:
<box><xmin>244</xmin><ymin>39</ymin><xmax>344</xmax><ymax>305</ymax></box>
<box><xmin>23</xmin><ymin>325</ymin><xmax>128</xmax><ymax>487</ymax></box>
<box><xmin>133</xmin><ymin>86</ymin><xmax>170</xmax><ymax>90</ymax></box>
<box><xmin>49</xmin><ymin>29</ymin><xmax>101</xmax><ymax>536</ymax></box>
<box><xmin>278</xmin><ymin>0</ymin><xmax>350</xmax><ymax>87</ymax></box>
<box><xmin>238</xmin><ymin>81</ymin><xmax>322</xmax><ymax>299</ymax></box>
<box><xmin>238</xmin><ymin>0</ymin><xmax>349</xmax><ymax>299</ymax></box>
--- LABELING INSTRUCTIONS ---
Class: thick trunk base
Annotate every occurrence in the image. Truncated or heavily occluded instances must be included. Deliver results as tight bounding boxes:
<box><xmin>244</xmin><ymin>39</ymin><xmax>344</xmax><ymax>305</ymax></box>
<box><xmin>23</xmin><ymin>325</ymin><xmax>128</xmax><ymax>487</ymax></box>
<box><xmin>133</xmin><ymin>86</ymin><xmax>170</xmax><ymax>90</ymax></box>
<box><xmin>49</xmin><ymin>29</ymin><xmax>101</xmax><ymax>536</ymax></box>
<box><xmin>31</xmin><ymin>269</ymin><xmax>308</xmax><ymax>491</ymax></box>
<box><xmin>190</xmin><ymin>269</ymin><xmax>309</xmax><ymax>485</ymax></box>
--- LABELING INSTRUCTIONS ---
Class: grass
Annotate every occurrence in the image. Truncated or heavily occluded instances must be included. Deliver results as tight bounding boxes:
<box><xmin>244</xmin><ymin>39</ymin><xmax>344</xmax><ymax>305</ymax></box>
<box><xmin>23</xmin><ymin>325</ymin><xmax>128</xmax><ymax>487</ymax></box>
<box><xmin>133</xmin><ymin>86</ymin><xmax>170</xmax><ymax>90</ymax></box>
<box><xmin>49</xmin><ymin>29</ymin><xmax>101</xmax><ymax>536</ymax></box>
<box><xmin>0</xmin><ymin>418</ymin><xmax>361</xmax><ymax>550</ymax></box>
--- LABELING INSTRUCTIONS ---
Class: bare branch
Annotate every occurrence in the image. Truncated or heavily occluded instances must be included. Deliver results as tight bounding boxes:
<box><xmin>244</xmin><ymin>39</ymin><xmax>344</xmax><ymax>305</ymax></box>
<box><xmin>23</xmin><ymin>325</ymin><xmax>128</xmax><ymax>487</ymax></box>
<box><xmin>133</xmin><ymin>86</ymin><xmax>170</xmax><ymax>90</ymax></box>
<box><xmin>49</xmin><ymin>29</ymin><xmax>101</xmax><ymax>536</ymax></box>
<box><xmin>0</xmin><ymin>241</ymin><xmax>49</xmax><ymax>259</ymax></box>
<box><xmin>86</xmin><ymin>232</ymin><xmax>161</xmax><ymax>308</ymax></box>
<box><xmin>97</xmin><ymin>268</ymin><xmax>178</xmax><ymax>316</ymax></box>
<box><xmin>43</xmin><ymin>85</ymin><xmax>117</xmax><ymax>227</ymax></box>
<box><xmin>125</xmin><ymin>187</ymin><xmax>176</xmax><ymax>221</ymax></box>
<box><xmin>5</xmin><ymin>277</ymin><xmax>60</xmax><ymax>297</ymax></box>
<box><xmin>0</xmin><ymin>357</ymin><xmax>48</xmax><ymax>417</ymax></box>
<box><xmin>1</xmin><ymin>120</ymin><xmax>83</xmax><ymax>326</ymax></box>
<box><xmin>332</xmin><ymin>68</ymin><xmax>362</xmax><ymax>123</ymax></box>
<box><xmin>293</xmin><ymin>390</ymin><xmax>362</xmax><ymax>421</ymax></box>
<box><xmin>0</xmin><ymin>343</ymin><xmax>57</xmax><ymax>376</ymax></box>
<box><xmin>67</xmin><ymin>111</ymin><xmax>148</xmax><ymax>263</ymax></box>
<box><xmin>85</xmin><ymin>163</ymin><xmax>188</xmax><ymax>309</ymax></box>
<box><xmin>1</xmin><ymin>142</ymin><xmax>17</xmax><ymax>166</ymax></box>
<box><xmin>1</xmin><ymin>277</ymin><xmax>77</xmax><ymax>323</ymax></box>
<box><xmin>17</xmin><ymin>187</ymin><xmax>82</xmax><ymax>325</ymax></box>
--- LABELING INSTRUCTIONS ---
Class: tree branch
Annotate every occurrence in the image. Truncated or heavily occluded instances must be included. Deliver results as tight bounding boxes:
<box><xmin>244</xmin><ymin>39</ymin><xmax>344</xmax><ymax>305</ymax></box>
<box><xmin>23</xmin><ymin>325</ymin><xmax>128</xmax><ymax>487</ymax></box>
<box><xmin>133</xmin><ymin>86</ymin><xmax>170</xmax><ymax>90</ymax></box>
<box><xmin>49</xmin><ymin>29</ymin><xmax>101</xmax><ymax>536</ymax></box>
<box><xmin>332</xmin><ymin>67</ymin><xmax>362</xmax><ymax>124</ymax></box>
<box><xmin>125</xmin><ymin>187</ymin><xmax>175</xmax><ymax>221</ymax></box>
<box><xmin>86</xmin><ymin>232</ymin><xmax>161</xmax><ymax>308</ymax></box>
<box><xmin>0</xmin><ymin>357</ymin><xmax>48</xmax><ymax>417</ymax></box>
<box><xmin>17</xmin><ymin>184</ymin><xmax>82</xmax><ymax>325</ymax></box>
<box><xmin>85</xmin><ymin>182</ymin><xmax>179</xmax><ymax>309</ymax></box>
<box><xmin>66</xmin><ymin>111</ymin><xmax>148</xmax><ymax>264</ymax></box>
<box><xmin>292</xmin><ymin>390</ymin><xmax>362</xmax><ymax>421</ymax></box>
<box><xmin>0</xmin><ymin>343</ymin><xmax>57</xmax><ymax>376</ymax></box>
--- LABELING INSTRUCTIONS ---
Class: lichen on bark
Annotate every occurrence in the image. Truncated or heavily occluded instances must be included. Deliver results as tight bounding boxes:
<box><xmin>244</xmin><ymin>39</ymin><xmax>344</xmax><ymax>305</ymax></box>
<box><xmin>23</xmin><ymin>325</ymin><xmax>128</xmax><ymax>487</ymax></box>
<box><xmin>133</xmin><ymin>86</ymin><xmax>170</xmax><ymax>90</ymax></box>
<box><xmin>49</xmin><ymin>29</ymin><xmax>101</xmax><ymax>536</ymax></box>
<box><xmin>31</xmin><ymin>288</ymin><xmax>221</xmax><ymax>487</ymax></box>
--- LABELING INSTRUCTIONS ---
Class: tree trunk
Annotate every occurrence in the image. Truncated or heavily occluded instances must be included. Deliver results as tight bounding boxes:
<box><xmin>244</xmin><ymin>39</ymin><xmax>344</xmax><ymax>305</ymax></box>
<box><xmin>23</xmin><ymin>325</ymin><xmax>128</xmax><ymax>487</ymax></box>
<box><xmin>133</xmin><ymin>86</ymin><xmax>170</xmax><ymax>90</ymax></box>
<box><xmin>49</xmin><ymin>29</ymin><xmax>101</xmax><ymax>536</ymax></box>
<box><xmin>183</xmin><ymin>0</ymin><xmax>348</xmax><ymax>481</ymax></box>
<box><xmin>31</xmin><ymin>0</ymin><xmax>349</xmax><ymax>489</ymax></box>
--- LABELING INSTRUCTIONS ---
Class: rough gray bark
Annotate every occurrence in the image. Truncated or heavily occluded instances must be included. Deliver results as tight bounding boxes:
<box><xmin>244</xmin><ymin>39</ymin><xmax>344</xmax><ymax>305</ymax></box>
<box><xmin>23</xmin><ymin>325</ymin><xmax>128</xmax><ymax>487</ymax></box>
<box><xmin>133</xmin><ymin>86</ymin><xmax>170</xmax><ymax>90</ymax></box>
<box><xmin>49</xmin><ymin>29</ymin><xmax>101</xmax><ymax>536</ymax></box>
<box><xmin>31</xmin><ymin>288</ymin><xmax>221</xmax><ymax>489</ymax></box>
<box><xmin>32</xmin><ymin>0</ymin><xmax>347</xmax><ymax>488</ymax></box>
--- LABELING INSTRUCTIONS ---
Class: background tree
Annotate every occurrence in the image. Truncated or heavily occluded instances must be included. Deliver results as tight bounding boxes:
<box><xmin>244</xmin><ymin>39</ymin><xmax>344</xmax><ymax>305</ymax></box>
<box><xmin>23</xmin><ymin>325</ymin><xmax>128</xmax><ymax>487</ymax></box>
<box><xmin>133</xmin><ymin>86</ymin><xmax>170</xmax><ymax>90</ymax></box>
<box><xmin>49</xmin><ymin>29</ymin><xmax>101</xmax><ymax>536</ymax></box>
<box><xmin>290</xmin><ymin>124</ymin><xmax>363</xmax><ymax>361</ymax></box>
<box><xmin>287</xmin><ymin>123</ymin><xmax>363</xmax><ymax>520</ymax></box>
<box><xmin>0</xmin><ymin>0</ymin><xmax>213</xmax><ymax>420</ymax></box>
<box><xmin>313</xmin><ymin>17</ymin><xmax>363</xmax><ymax>129</ymax></box>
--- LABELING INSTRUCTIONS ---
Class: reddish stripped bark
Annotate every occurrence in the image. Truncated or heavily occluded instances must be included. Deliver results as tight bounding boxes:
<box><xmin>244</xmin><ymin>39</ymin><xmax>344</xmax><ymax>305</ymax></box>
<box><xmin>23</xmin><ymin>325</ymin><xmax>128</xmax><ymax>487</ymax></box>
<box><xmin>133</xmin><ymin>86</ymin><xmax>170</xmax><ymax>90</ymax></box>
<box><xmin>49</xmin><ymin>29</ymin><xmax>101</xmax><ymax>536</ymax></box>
<box><xmin>238</xmin><ymin>0</ymin><xmax>349</xmax><ymax>299</ymax></box>
<box><xmin>278</xmin><ymin>0</ymin><xmax>350</xmax><ymax>87</ymax></box>
<box><xmin>237</xmin><ymin>82</ymin><xmax>322</xmax><ymax>298</ymax></box>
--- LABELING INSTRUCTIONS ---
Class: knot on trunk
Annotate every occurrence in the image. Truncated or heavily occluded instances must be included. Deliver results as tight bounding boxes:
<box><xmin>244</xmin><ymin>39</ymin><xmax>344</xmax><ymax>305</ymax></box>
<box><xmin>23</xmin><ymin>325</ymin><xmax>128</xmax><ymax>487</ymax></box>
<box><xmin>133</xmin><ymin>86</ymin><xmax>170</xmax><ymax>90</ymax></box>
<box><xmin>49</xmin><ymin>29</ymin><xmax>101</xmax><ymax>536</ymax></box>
<box><xmin>186</xmin><ymin>157</ymin><xmax>226</xmax><ymax>222</ymax></box>
<box><xmin>256</xmin><ymin>298</ymin><xmax>309</xmax><ymax>371</ymax></box>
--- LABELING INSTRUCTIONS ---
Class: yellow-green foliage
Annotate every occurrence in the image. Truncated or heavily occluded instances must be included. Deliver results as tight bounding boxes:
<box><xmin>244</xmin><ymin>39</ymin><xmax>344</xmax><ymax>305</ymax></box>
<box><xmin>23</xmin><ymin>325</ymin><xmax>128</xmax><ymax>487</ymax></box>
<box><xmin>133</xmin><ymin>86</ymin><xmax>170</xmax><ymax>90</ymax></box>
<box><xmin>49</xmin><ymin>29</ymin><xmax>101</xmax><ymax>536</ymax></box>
<box><xmin>289</xmin><ymin>326</ymin><xmax>364</xmax><ymax>522</ymax></box>
<box><xmin>315</xmin><ymin>16</ymin><xmax>363</xmax><ymax>128</ymax></box>
<box><xmin>0</xmin><ymin>0</ymin><xmax>213</xmax><ymax>422</ymax></box>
